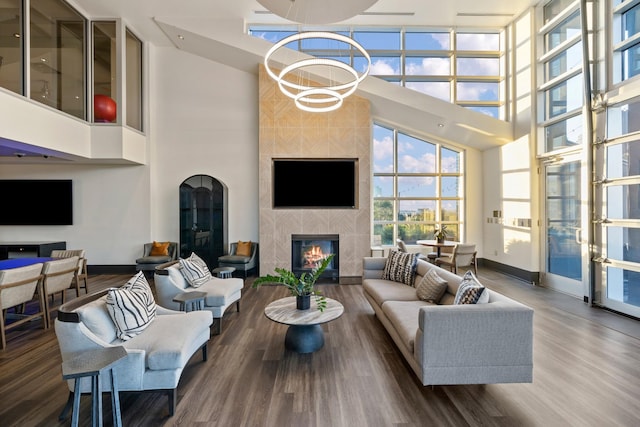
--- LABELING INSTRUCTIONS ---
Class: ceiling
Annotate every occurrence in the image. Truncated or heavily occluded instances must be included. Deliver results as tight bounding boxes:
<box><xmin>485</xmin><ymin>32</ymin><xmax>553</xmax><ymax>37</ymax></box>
<box><xmin>1</xmin><ymin>0</ymin><xmax>541</xmax><ymax>161</ymax></box>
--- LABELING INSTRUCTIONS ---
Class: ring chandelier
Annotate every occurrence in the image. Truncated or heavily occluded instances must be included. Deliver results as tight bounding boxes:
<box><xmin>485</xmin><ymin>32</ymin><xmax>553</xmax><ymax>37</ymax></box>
<box><xmin>263</xmin><ymin>32</ymin><xmax>371</xmax><ymax>113</ymax></box>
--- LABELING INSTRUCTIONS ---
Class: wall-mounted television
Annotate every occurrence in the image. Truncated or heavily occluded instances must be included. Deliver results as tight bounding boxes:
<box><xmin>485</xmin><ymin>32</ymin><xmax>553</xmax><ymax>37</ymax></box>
<box><xmin>0</xmin><ymin>180</ymin><xmax>73</xmax><ymax>225</ymax></box>
<box><xmin>273</xmin><ymin>159</ymin><xmax>357</xmax><ymax>209</ymax></box>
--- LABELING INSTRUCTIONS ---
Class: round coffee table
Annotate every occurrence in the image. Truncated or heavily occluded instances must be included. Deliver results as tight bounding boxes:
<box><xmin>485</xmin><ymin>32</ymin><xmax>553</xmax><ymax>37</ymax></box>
<box><xmin>264</xmin><ymin>297</ymin><xmax>344</xmax><ymax>353</ymax></box>
<box><xmin>212</xmin><ymin>266</ymin><xmax>235</xmax><ymax>278</ymax></box>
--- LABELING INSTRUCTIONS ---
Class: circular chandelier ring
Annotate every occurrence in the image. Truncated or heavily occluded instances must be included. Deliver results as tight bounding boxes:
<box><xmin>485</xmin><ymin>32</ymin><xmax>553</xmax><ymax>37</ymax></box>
<box><xmin>264</xmin><ymin>31</ymin><xmax>370</xmax><ymax>86</ymax></box>
<box><xmin>294</xmin><ymin>88</ymin><xmax>344</xmax><ymax>113</ymax></box>
<box><xmin>277</xmin><ymin>58</ymin><xmax>359</xmax><ymax>100</ymax></box>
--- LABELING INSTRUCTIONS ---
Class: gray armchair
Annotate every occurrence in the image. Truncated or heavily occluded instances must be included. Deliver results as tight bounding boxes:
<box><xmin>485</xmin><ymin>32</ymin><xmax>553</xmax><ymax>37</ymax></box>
<box><xmin>217</xmin><ymin>242</ymin><xmax>258</xmax><ymax>278</ymax></box>
<box><xmin>135</xmin><ymin>242</ymin><xmax>178</xmax><ymax>273</ymax></box>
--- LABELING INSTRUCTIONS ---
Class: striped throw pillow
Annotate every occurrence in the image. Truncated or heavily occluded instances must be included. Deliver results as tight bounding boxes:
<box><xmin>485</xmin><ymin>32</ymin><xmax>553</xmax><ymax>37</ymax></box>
<box><xmin>382</xmin><ymin>250</ymin><xmax>418</xmax><ymax>286</ymax></box>
<box><xmin>106</xmin><ymin>271</ymin><xmax>157</xmax><ymax>341</ymax></box>
<box><xmin>178</xmin><ymin>252</ymin><xmax>212</xmax><ymax>288</ymax></box>
<box><xmin>454</xmin><ymin>271</ymin><xmax>488</xmax><ymax>305</ymax></box>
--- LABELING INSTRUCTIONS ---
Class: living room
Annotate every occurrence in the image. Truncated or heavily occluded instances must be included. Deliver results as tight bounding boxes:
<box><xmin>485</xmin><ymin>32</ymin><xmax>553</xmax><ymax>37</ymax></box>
<box><xmin>1</xmin><ymin>0</ymin><xmax>640</xmax><ymax>425</ymax></box>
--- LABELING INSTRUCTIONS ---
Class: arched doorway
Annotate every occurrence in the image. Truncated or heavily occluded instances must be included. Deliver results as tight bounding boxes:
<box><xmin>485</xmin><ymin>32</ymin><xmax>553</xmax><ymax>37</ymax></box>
<box><xmin>179</xmin><ymin>175</ymin><xmax>228</xmax><ymax>268</ymax></box>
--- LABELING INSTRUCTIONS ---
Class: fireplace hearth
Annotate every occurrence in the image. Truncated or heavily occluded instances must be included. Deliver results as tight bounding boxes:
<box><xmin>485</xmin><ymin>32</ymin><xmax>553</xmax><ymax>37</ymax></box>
<box><xmin>291</xmin><ymin>234</ymin><xmax>339</xmax><ymax>280</ymax></box>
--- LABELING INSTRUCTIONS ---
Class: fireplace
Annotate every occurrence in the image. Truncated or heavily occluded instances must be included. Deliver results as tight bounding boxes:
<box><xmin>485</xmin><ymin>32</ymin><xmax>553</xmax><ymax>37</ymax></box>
<box><xmin>291</xmin><ymin>234</ymin><xmax>339</xmax><ymax>280</ymax></box>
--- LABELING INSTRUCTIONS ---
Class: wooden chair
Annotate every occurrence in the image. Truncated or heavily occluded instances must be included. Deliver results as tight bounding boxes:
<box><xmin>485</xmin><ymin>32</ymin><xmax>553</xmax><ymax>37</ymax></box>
<box><xmin>41</xmin><ymin>257</ymin><xmax>79</xmax><ymax>329</ymax></box>
<box><xmin>51</xmin><ymin>249</ymin><xmax>88</xmax><ymax>296</ymax></box>
<box><xmin>435</xmin><ymin>243</ymin><xmax>477</xmax><ymax>275</ymax></box>
<box><xmin>0</xmin><ymin>263</ymin><xmax>46</xmax><ymax>350</ymax></box>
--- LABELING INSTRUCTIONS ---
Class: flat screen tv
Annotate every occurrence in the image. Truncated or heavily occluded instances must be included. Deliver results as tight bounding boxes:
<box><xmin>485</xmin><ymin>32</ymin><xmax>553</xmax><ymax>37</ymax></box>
<box><xmin>0</xmin><ymin>180</ymin><xmax>73</xmax><ymax>225</ymax></box>
<box><xmin>273</xmin><ymin>159</ymin><xmax>357</xmax><ymax>208</ymax></box>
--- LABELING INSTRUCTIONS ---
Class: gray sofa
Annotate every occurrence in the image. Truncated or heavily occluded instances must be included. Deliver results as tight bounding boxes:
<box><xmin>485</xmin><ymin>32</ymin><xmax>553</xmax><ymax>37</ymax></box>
<box><xmin>363</xmin><ymin>257</ymin><xmax>533</xmax><ymax>386</ymax></box>
<box><xmin>54</xmin><ymin>288</ymin><xmax>213</xmax><ymax>417</ymax></box>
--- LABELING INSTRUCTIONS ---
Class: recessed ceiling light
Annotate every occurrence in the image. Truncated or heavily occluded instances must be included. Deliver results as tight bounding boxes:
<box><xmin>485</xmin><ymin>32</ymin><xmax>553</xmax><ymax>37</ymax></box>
<box><xmin>40</xmin><ymin>58</ymin><xmax>46</xmax><ymax>62</ymax></box>
<box><xmin>13</xmin><ymin>33</ymin><xmax>20</xmax><ymax>38</ymax></box>
<box><xmin>177</xmin><ymin>35</ymin><xmax>184</xmax><ymax>40</ymax></box>
<box><xmin>438</xmin><ymin>123</ymin><xmax>444</xmax><ymax>128</ymax></box>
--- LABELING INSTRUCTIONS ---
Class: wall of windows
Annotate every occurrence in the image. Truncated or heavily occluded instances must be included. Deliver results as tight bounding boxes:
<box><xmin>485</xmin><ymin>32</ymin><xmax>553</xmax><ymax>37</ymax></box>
<box><xmin>0</xmin><ymin>0</ymin><xmax>143</xmax><ymax>129</ymax></box>
<box><xmin>538</xmin><ymin>1</ymin><xmax>583</xmax><ymax>154</ymax></box>
<box><xmin>372</xmin><ymin>123</ymin><xmax>463</xmax><ymax>245</ymax></box>
<box><xmin>249</xmin><ymin>27</ymin><xmax>504</xmax><ymax>119</ymax></box>
<box><xmin>612</xmin><ymin>0</ymin><xmax>640</xmax><ymax>83</ymax></box>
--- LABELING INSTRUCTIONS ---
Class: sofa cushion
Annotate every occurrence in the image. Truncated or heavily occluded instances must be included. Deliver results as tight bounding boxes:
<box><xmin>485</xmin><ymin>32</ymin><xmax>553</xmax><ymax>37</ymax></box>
<box><xmin>167</xmin><ymin>263</ymin><xmax>189</xmax><ymax>290</ymax></box>
<box><xmin>199</xmin><ymin>277</ymin><xmax>244</xmax><ymax>306</ymax></box>
<box><xmin>122</xmin><ymin>310</ymin><xmax>212</xmax><ymax>370</ymax></box>
<box><xmin>382</xmin><ymin>250</ymin><xmax>418</xmax><ymax>286</ymax></box>
<box><xmin>218</xmin><ymin>254</ymin><xmax>251</xmax><ymax>264</ymax></box>
<box><xmin>363</xmin><ymin>279</ymin><xmax>420</xmax><ymax>307</ymax></box>
<box><xmin>150</xmin><ymin>241</ymin><xmax>170</xmax><ymax>256</ymax></box>
<box><xmin>179</xmin><ymin>253</ymin><xmax>212</xmax><ymax>288</ymax></box>
<box><xmin>382</xmin><ymin>300</ymin><xmax>432</xmax><ymax>354</ymax></box>
<box><xmin>136</xmin><ymin>255</ymin><xmax>172</xmax><ymax>264</ymax></box>
<box><xmin>106</xmin><ymin>272</ymin><xmax>157</xmax><ymax>341</ymax></box>
<box><xmin>76</xmin><ymin>295</ymin><xmax>117</xmax><ymax>344</ymax></box>
<box><xmin>454</xmin><ymin>271</ymin><xmax>489</xmax><ymax>305</ymax></box>
<box><xmin>236</xmin><ymin>241</ymin><xmax>252</xmax><ymax>256</ymax></box>
<box><xmin>415</xmin><ymin>269</ymin><xmax>448</xmax><ymax>303</ymax></box>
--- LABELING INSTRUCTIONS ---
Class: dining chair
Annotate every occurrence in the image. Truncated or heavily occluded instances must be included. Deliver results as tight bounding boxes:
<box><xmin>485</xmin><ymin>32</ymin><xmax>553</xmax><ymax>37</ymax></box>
<box><xmin>0</xmin><ymin>263</ymin><xmax>46</xmax><ymax>349</ymax></box>
<box><xmin>51</xmin><ymin>249</ymin><xmax>88</xmax><ymax>296</ymax></box>
<box><xmin>435</xmin><ymin>243</ymin><xmax>477</xmax><ymax>275</ymax></box>
<box><xmin>41</xmin><ymin>257</ymin><xmax>79</xmax><ymax>328</ymax></box>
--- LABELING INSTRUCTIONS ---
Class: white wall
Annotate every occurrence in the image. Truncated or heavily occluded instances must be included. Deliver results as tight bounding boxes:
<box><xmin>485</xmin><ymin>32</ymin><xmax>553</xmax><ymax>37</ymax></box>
<box><xmin>150</xmin><ymin>46</ymin><xmax>260</xmax><ymax>248</ymax></box>
<box><xmin>0</xmin><ymin>163</ymin><xmax>151</xmax><ymax>264</ymax></box>
<box><xmin>0</xmin><ymin>46</ymin><xmax>260</xmax><ymax>266</ymax></box>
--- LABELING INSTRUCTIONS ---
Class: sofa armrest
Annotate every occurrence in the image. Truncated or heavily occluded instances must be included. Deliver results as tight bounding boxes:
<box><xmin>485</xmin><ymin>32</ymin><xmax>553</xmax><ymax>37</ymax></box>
<box><xmin>416</xmin><ymin>302</ymin><xmax>533</xmax><ymax>369</ymax></box>
<box><xmin>363</xmin><ymin>257</ymin><xmax>386</xmax><ymax>279</ymax></box>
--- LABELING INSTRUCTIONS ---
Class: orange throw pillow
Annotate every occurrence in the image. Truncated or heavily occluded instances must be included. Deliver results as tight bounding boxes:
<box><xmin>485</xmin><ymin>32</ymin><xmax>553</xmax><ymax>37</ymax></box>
<box><xmin>150</xmin><ymin>241</ymin><xmax>170</xmax><ymax>256</ymax></box>
<box><xmin>236</xmin><ymin>241</ymin><xmax>252</xmax><ymax>257</ymax></box>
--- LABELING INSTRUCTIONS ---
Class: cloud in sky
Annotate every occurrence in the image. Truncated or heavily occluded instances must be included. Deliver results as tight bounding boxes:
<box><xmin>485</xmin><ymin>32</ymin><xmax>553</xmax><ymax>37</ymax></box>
<box><xmin>405</xmin><ymin>57</ymin><xmax>450</xmax><ymax>75</ymax></box>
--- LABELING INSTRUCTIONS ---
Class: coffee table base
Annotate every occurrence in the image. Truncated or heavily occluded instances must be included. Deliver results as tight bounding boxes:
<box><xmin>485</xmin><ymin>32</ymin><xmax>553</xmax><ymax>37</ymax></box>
<box><xmin>285</xmin><ymin>324</ymin><xmax>324</xmax><ymax>353</ymax></box>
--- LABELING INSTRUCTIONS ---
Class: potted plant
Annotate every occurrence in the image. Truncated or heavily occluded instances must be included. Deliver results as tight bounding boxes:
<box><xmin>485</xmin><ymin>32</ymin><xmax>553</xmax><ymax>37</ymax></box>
<box><xmin>433</xmin><ymin>225</ymin><xmax>449</xmax><ymax>243</ymax></box>
<box><xmin>252</xmin><ymin>254</ymin><xmax>335</xmax><ymax>312</ymax></box>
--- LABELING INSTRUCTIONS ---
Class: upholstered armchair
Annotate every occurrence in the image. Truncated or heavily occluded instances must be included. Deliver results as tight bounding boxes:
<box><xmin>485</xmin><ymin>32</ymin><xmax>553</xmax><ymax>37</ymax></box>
<box><xmin>435</xmin><ymin>243</ymin><xmax>477</xmax><ymax>275</ymax></box>
<box><xmin>217</xmin><ymin>242</ymin><xmax>258</xmax><ymax>278</ymax></box>
<box><xmin>135</xmin><ymin>242</ymin><xmax>178</xmax><ymax>273</ymax></box>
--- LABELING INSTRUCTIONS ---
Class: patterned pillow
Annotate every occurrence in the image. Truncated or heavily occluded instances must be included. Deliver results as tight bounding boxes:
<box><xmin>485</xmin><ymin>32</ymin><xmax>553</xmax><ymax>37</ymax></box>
<box><xmin>106</xmin><ymin>271</ymin><xmax>157</xmax><ymax>341</ymax></box>
<box><xmin>382</xmin><ymin>250</ymin><xmax>418</xmax><ymax>286</ymax></box>
<box><xmin>179</xmin><ymin>252</ymin><xmax>212</xmax><ymax>288</ymax></box>
<box><xmin>454</xmin><ymin>271</ymin><xmax>488</xmax><ymax>305</ymax></box>
<box><xmin>415</xmin><ymin>269</ymin><xmax>448</xmax><ymax>303</ymax></box>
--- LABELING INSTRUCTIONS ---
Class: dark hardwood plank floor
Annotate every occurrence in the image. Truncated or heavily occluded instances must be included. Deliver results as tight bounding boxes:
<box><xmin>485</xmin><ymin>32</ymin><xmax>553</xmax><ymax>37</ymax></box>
<box><xmin>1</xmin><ymin>269</ymin><xmax>639</xmax><ymax>426</ymax></box>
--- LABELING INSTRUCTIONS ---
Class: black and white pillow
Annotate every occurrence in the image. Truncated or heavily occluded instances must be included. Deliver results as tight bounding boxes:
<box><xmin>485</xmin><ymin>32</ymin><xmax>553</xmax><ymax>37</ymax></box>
<box><xmin>178</xmin><ymin>252</ymin><xmax>212</xmax><ymax>288</ymax></box>
<box><xmin>382</xmin><ymin>250</ymin><xmax>418</xmax><ymax>286</ymax></box>
<box><xmin>106</xmin><ymin>271</ymin><xmax>157</xmax><ymax>341</ymax></box>
<box><xmin>415</xmin><ymin>268</ymin><xmax>448</xmax><ymax>303</ymax></box>
<box><xmin>454</xmin><ymin>270</ymin><xmax>489</xmax><ymax>305</ymax></box>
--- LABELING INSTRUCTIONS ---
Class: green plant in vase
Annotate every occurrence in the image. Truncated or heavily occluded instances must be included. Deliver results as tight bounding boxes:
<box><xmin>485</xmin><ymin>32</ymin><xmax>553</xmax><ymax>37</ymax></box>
<box><xmin>433</xmin><ymin>225</ymin><xmax>449</xmax><ymax>243</ymax></box>
<box><xmin>252</xmin><ymin>254</ymin><xmax>335</xmax><ymax>312</ymax></box>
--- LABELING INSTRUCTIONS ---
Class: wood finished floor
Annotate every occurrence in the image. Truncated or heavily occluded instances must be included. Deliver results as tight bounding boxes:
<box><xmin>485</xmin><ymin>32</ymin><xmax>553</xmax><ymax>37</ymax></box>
<box><xmin>1</xmin><ymin>269</ymin><xmax>639</xmax><ymax>427</ymax></box>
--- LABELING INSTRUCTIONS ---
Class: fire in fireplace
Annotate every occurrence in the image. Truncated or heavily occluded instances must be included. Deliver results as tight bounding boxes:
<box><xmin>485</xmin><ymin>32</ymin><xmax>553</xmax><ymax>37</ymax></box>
<box><xmin>291</xmin><ymin>234</ymin><xmax>339</xmax><ymax>279</ymax></box>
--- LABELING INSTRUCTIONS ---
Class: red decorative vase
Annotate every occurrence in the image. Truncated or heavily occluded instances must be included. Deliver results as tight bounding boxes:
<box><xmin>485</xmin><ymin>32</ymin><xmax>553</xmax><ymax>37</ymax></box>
<box><xmin>94</xmin><ymin>94</ymin><xmax>117</xmax><ymax>123</ymax></box>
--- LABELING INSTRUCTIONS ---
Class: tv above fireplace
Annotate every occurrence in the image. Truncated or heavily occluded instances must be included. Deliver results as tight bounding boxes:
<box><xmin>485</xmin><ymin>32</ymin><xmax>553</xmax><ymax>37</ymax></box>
<box><xmin>273</xmin><ymin>159</ymin><xmax>357</xmax><ymax>208</ymax></box>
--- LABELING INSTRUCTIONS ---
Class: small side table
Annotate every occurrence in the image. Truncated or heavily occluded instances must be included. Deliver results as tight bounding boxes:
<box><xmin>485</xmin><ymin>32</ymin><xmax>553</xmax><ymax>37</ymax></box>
<box><xmin>61</xmin><ymin>346</ymin><xmax>127</xmax><ymax>427</ymax></box>
<box><xmin>172</xmin><ymin>291</ymin><xmax>207</xmax><ymax>312</ymax></box>
<box><xmin>212</xmin><ymin>266</ymin><xmax>235</xmax><ymax>279</ymax></box>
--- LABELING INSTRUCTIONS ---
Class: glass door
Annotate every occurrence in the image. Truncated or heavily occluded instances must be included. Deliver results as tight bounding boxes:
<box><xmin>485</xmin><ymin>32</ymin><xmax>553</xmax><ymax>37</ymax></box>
<box><xmin>542</xmin><ymin>154</ymin><xmax>589</xmax><ymax>298</ymax></box>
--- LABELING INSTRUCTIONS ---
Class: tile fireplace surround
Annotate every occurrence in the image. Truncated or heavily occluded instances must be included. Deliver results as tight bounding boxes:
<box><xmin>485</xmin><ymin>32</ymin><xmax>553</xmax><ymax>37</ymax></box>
<box><xmin>258</xmin><ymin>65</ymin><xmax>371</xmax><ymax>277</ymax></box>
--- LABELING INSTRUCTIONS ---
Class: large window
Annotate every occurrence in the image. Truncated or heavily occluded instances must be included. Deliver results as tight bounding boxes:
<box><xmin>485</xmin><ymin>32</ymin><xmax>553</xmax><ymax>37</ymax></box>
<box><xmin>125</xmin><ymin>29</ymin><xmax>143</xmax><ymax>131</ymax></box>
<box><xmin>613</xmin><ymin>0</ymin><xmax>640</xmax><ymax>83</ymax></box>
<box><xmin>30</xmin><ymin>0</ymin><xmax>86</xmax><ymax>119</ymax></box>
<box><xmin>0</xmin><ymin>0</ymin><xmax>23</xmax><ymax>95</ymax></box>
<box><xmin>372</xmin><ymin>123</ymin><xmax>463</xmax><ymax>245</ymax></box>
<box><xmin>538</xmin><ymin>0</ymin><xmax>583</xmax><ymax>154</ymax></box>
<box><xmin>249</xmin><ymin>26</ymin><xmax>505</xmax><ymax>119</ymax></box>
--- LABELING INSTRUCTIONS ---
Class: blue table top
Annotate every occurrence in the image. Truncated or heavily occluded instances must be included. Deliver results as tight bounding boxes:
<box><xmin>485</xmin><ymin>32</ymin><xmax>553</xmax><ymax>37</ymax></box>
<box><xmin>0</xmin><ymin>257</ymin><xmax>54</xmax><ymax>270</ymax></box>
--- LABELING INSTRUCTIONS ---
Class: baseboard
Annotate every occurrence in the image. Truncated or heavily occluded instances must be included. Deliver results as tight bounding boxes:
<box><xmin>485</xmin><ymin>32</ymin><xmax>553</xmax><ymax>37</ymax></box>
<box><xmin>479</xmin><ymin>258</ymin><xmax>539</xmax><ymax>284</ymax></box>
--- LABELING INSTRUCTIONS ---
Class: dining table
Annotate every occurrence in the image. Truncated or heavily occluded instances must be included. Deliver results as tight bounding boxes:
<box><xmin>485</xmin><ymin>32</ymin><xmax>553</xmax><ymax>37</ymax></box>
<box><xmin>416</xmin><ymin>240</ymin><xmax>457</xmax><ymax>258</ymax></box>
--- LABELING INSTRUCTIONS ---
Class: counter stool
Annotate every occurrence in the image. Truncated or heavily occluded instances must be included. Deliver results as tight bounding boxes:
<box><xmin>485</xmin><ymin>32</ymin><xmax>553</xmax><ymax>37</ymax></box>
<box><xmin>212</xmin><ymin>267</ymin><xmax>235</xmax><ymax>279</ymax></box>
<box><xmin>61</xmin><ymin>346</ymin><xmax>127</xmax><ymax>427</ymax></box>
